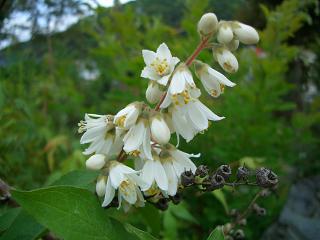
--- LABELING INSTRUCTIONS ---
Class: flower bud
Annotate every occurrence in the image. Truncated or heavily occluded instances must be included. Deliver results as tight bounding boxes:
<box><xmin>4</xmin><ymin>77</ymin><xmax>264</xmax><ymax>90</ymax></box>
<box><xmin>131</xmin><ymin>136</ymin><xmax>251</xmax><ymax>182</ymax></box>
<box><xmin>216</xmin><ymin>48</ymin><xmax>238</xmax><ymax>73</ymax></box>
<box><xmin>95</xmin><ymin>176</ymin><xmax>107</xmax><ymax>197</ymax></box>
<box><xmin>217</xmin><ymin>22</ymin><xmax>233</xmax><ymax>44</ymax></box>
<box><xmin>146</xmin><ymin>81</ymin><xmax>163</xmax><ymax>104</ymax></box>
<box><xmin>197</xmin><ymin>13</ymin><xmax>218</xmax><ymax>36</ymax></box>
<box><xmin>150</xmin><ymin>115</ymin><xmax>171</xmax><ymax>144</ymax></box>
<box><xmin>233</xmin><ymin>22</ymin><xmax>259</xmax><ymax>45</ymax></box>
<box><xmin>86</xmin><ymin>154</ymin><xmax>106</xmax><ymax>170</ymax></box>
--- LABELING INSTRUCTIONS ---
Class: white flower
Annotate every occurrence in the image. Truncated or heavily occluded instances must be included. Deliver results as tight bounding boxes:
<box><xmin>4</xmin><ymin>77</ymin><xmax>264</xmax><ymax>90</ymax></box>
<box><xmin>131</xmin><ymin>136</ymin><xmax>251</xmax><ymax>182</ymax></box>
<box><xmin>102</xmin><ymin>162</ymin><xmax>146</xmax><ymax>209</ymax></box>
<box><xmin>150</xmin><ymin>114</ymin><xmax>171</xmax><ymax>144</ymax></box>
<box><xmin>123</xmin><ymin>119</ymin><xmax>153</xmax><ymax>160</ymax></box>
<box><xmin>168</xmin><ymin>65</ymin><xmax>195</xmax><ymax>95</ymax></box>
<box><xmin>217</xmin><ymin>22</ymin><xmax>233</xmax><ymax>44</ymax></box>
<box><xmin>171</xmin><ymin>99</ymin><xmax>224</xmax><ymax>142</ymax></box>
<box><xmin>197</xmin><ymin>13</ymin><xmax>218</xmax><ymax>36</ymax></box>
<box><xmin>114</xmin><ymin>102</ymin><xmax>142</xmax><ymax>129</ymax></box>
<box><xmin>233</xmin><ymin>22</ymin><xmax>259</xmax><ymax>45</ymax></box>
<box><xmin>79</xmin><ymin>114</ymin><xmax>123</xmax><ymax>156</ymax></box>
<box><xmin>141</xmin><ymin>43</ymin><xmax>180</xmax><ymax>85</ymax></box>
<box><xmin>86</xmin><ymin>154</ymin><xmax>106</xmax><ymax>170</ymax></box>
<box><xmin>216</xmin><ymin>48</ymin><xmax>239</xmax><ymax>73</ymax></box>
<box><xmin>141</xmin><ymin>155</ymin><xmax>168</xmax><ymax>192</ymax></box>
<box><xmin>160</xmin><ymin>146</ymin><xmax>199</xmax><ymax>196</ymax></box>
<box><xmin>194</xmin><ymin>60</ymin><xmax>236</xmax><ymax>97</ymax></box>
<box><xmin>96</xmin><ymin>176</ymin><xmax>107</xmax><ymax>197</ymax></box>
<box><xmin>146</xmin><ymin>81</ymin><xmax>164</xmax><ymax>104</ymax></box>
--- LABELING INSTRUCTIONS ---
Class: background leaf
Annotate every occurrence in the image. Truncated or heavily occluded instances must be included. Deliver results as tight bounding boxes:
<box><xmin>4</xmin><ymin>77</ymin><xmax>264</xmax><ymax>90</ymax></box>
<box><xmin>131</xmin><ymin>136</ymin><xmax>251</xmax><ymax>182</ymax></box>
<box><xmin>207</xmin><ymin>226</ymin><xmax>225</xmax><ymax>240</ymax></box>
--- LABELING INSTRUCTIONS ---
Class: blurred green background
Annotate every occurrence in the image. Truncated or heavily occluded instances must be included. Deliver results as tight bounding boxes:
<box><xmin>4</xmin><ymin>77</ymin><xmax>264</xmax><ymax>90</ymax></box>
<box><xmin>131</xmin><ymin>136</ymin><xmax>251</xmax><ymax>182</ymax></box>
<box><xmin>0</xmin><ymin>0</ymin><xmax>319</xmax><ymax>239</ymax></box>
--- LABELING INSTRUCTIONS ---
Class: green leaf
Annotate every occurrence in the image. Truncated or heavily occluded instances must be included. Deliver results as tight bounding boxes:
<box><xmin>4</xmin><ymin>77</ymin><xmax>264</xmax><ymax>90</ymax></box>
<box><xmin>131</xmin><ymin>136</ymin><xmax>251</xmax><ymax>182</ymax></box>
<box><xmin>124</xmin><ymin>223</ymin><xmax>158</xmax><ymax>240</ymax></box>
<box><xmin>169</xmin><ymin>203</ymin><xmax>198</xmax><ymax>224</ymax></box>
<box><xmin>12</xmin><ymin>186</ymin><xmax>156</xmax><ymax>240</ymax></box>
<box><xmin>0</xmin><ymin>208</ymin><xmax>21</xmax><ymax>232</ymax></box>
<box><xmin>212</xmin><ymin>190</ymin><xmax>229</xmax><ymax>214</ymax></box>
<box><xmin>207</xmin><ymin>226</ymin><xmax>225</xmax><ymax>240</ymax></box>
<box><xmin>0</xmin><ymin>209</ymin><xmax>45</xmax><ymax>240</ymax></box>
<box><xmin>50</xmin><ymin>169</ymin><xmax>99</xmax><ymax>189</ymax></box>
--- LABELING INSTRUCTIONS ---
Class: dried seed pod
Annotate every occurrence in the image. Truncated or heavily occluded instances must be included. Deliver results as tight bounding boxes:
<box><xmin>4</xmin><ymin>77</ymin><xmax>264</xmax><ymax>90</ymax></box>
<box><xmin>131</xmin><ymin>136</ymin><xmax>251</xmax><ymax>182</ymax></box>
<box><xmin>181</xmin><ymin>170</ymin><xmax>195</xmax><ymax>187</ymax></box>
<box><xmin>236</xmin><ymin>166</ymin><xmax>250</xmax><ymax>181</ymax></box>
<box><xmin>155</xmin><ymin>198</ymin><xmax>169</xmax><ymax>211</ymax></box>
<box><xmin>233</xmin><ymin>229</ymin><xmax>245</xmax><ymax>240</ymax></box>
<box><xmin>256</xmin><ymin>168</ymin><xmax>278</xmax><ymax>188</ymax></box>
<box><xmin>195</xmin><ymin>165</ymin><xmax>209</xmax><ymax>178</ymax></box>
<box><xmin>217</xmin><ymin>165</ymin><xmax>232</xmax><ymax>180</ymax></box>
<box><xmin>229</xmin><ymin>209</ymin><xmax>239</xmax><ymax>217</ymax></box>
<box><xmin>253</xmin><ymin>203</ymin><xmax>267</xmax><ymax>216</ymax></box>
<box><xmin>206</xmin><ymin>174</ymin><xmax>225</xmax><ymax>191</ymax></box>
<box><xmin>170</xmin><ymin>193</ymin><xmax>182</xmax><ymax>205</ymax></box>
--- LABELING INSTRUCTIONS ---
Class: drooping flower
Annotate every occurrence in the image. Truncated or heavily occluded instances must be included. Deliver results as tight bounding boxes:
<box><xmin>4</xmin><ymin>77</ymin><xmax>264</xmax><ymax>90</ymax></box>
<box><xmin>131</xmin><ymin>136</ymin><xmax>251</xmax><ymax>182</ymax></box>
<box><xmin>79</xmin><ymin>114</ymin><xmax>123</xmax><ymax>156</ymax></box>
<box><xmin>101</xmin><ymin>161</ymin><xmax>146</xmax><ymax>210</ymax></box>
<box><xmin>140</xmin><ymin>154</ymin><xmax>168</xmax><ymax>192</ymax></box>
<box><xmin>216</xmin><ymin>48</ymin><xmax>239</xmax><ymax>73</ymax></box>
<box><xmin>194</xmin><ymin>60</ymin><xmax>236</xmax><ymax>97</ymax></box>
<box><xmin>168</xmin><ymin>64</ymin><xmax>195</xmax><ymax>95</ymax></box>
<box><xmin>114</xmin><ymin>102</ymin><xmax>142</xmax><ymax>129</ymax></box>
<box><xmin>159</xmin><ymin>145</ymin><xmax>200</xmax><ymax>196</ymax></box>
<box><xmin>123</xmin><ymin>119</ymin><xmax>152</xmax><ymax>160</ymax></box>
<box><xmin>141</xmin><ymin>43</ymin><xmax>180</xmax><ymax>86</ymax></box>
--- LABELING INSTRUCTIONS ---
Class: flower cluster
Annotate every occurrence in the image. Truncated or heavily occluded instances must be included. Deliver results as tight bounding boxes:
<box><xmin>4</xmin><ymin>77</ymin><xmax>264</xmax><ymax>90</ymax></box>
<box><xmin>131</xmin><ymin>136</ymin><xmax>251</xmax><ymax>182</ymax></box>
<box><xmin>78</xmin><ymin>12</ymin><xmax>259</xmax><ymax>211</ymax></box>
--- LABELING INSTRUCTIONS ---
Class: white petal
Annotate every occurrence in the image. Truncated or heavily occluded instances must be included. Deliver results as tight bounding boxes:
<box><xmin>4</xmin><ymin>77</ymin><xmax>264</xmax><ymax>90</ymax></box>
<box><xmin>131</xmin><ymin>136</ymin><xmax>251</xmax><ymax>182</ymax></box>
<box><xmin>142</xmin><ymin>50</ymin><xmax>156</xmax><ymax>65</ymax></box>
<box><xmin>162</xmin><ymin>162</ymin><xmax>178</xmax><ymax>196</ymax></box>
<box><xmin>207</xmin><ymin>67</ymin><xmax>236</xmax><ymax>87</ymax></box>
<box><xmin>158</xmin><ymin>74</ymin><xmax>170</xmax><ymax>86</ymax></box>
<box><xmin>187</xmin><ymin>102</ymin><xmax>208</xmax><ymax>131</ymax></box>
<box><xmin>124</xmin><ymin>107</ymin><xmax>139</xmax><ymax>128</ymax></box>
<box><xmin>123</xmin><ymin>121</ymin><xmax>145</xmax><ymax>152</ymax></box>
<box><xmin>141</xmin><ymin>160</ymin><xmax>155</xmax><ymax>190</ymax></box>
<box><xmin>195</xmin><ymin>101</ymin><xmax>225</xmax><ymax>121</ymax></box>
<box><xmin>156</xmin><ymin>43</ymin><xmax>172</xmax><ymax>60</ymax></box>
<box><xmin>142</xmin><ymin>128</ymin><xmax>153</xmax><ymax>160</ymax></box>
<box><xmin>120</xmin><ymin>181</ymin><xmax>137</xmax><ymax>204</ymax></box>
<box><xmin>169</xmin><ymin>71</ymin><xmax>186</xmax><ymax>95</ymax></box>
<box><xmin>86</xmin><ymin>154</ymin><xmax>106</xmax><ymax>170</ymax></box>
<box><xmin>102</xmin><ymin>177</ymin><xmax>115</xmax><ymax>207</ymax></box>
<box><xmin>172</xmin><ymin>110</ymin><xmax>194</xmax><ymax>142</ymax></box>
<box><xmin>154</xmin><ymin>160</ymin><xmax>168</xmax><ymax>191</ymax></box>
<box><xmin>141</xmin><ymin>66</ymin><xmax>160</xmax><ymax>80</ymax></box>
<box><xmin>159</xmin><ymin>92</ymin><xmax>171</xmax><ymax>109</ymax></box>
<box><xmin>171</xmin><ymin>150</ymin><xmax>197</xmax><ymax>174</ymax></box>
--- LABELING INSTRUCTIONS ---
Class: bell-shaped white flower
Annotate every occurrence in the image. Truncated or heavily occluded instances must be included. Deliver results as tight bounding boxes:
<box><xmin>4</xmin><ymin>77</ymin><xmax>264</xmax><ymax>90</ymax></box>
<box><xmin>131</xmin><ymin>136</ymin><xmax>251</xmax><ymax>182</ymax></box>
<box><xmin>141</xmin><ymin>154</ymin><xmax>168</xmax><ymax>192</ymax></box>
<box><xmin>150</xmin><ymin>114</ymin><xmax>171</xmax><ymax>144</ymax></box>
<box><xmin>102</xmin><ymin>161</ymin><xmax>146</xmax><ymax>209</ymax></box>
<box><xmin>96</xmin><ymin>176</ymin><xmax>107</xmax><ymax>197</ymax></box>
<box><xmin>197</xmin><ymin>12</ymin><xmax>218</xmax><ymax>36</ymax></box>
<box><xmin>216</xmin><ymin>48</ymin><xmax>239</xmax><ymax>73</ymax></box>
<box><xmin>171</xmin><ymin>99</ymin><xmax>224</xmax><ymax>142</ymax></box>
<box><xmin>217</xmin><ymin>22</ymin><xmax>233</xmax><ymax>44</ymax></box>
<box><xmin>86</xmin><ymin>154</ymin><xmax>106</xmax><ymax>170</ymax></box>
<box><xmin>160</xmin><ymin>146</ymin><xmax>199</xmax><ymax>196</ymax></box>
<box><xmin>114</xmin><ymin>102</ymin><xmax>142</xmax><ymax>129</ymax></box>
<box><xmin>194</xmin><ymin>60</ymin><xmax>236</xmax><ymax>97</ymax></box>
<box><xmin>168</xmin><ymin>64</ymin><xmax>195</xmax><ymax>95</ymax></box>
<box><xmin>233</xmin><ymin>22</ymin><xmax>259</xmax><ymax>45</ymax></box>
<box><xmin>141</xmin><ymin>43</ymin><xmax>180</xmax><ymax>86</ymax></box>
<box><xmin>146</xmin><ymin>81</ymin><xmax>164</xmax><ymax>104</ymax></box>
<box><xmin>79</xmin><ymin>114</ymin><xmax>123</xmax><ymax>156</ymax></box>
<box><xmin>123</xmin><ymin>119</ymin><xmax>153</xmax><ymax>160</ymax></box>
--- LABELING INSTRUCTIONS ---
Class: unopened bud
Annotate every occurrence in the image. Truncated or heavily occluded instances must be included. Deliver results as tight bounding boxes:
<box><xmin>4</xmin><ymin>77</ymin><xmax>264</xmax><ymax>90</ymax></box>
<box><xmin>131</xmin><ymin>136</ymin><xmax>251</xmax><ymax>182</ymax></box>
<box><xmin>150</xmin><ymin>115</ymin><xmax>171</xmax><ymax>144</ymax></box>
<box><xmin>96</xmin><ymin>176</ymin><xmax>107</xmax><ymax>197</ymax></box>
<box><xmin>86</xmin><ymin>154</ymin><xmax>106</xmax><ymax>170</ymax></box>
<box><xmin>217</xmin><ymin>22</ymin><xmax>233</xmax><ymax>44</ymax></box>
<box><xmin>216</xmin><ymin>48</ymin><xmax>238</xmax><ymax>73</ymax></box>
<box><xmin>181</xmin><ymin>170</ymin><xmax>195</xmax><ymax>187</ymax></box>
<box><xmin>233</xmin><ymin>21</ymin><xmax>259</xmax><ymax>45</ymax></box>
<box><xmin>197</xmin><ymin>13</ymin><xmax>218</xmax><ymax>36</ymax></box>
<box><xmin>146</xmin><ymin>81</ymin><xmax>163</xmax><ymax>104</ymax></box>
<box><xmin>195</xmin><ymin>165</ymin><xmax>209</xmax><ymax>178</ymax></box>
<box><xmin>217</xmin><ymin>165</ymin><xmax>232</xmax><ymax>180</ymax></box>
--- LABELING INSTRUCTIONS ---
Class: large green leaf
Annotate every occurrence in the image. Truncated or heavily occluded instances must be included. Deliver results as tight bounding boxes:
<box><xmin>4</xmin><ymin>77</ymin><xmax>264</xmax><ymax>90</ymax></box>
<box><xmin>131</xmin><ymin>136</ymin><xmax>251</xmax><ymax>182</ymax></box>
<box><xmin>207</xmin><ymin>226</ymin><xmax>225</xmax><ymax>240</ymax></box>
<box><xmin>0</xmin><ymin>208</ymin><xmax>20</xmax><ymax>233</ymax></box>
<box><xmin>12</xmin><ymin>186</ymin><xmax>156</xmax><ymax>240</ymax></box>
<box><xmin>0</xmin><ymin>209</ymin><xmax>45</xmax><ymax>240</ymax></box>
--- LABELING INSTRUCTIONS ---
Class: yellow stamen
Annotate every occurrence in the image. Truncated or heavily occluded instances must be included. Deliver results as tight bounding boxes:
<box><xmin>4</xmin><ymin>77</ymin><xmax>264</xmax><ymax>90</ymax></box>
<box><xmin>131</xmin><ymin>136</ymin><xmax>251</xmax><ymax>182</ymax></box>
<box><xmin>151</xmin><ymin>57</ymin><xmax>169</xmax><ymax>76</ymax></box>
